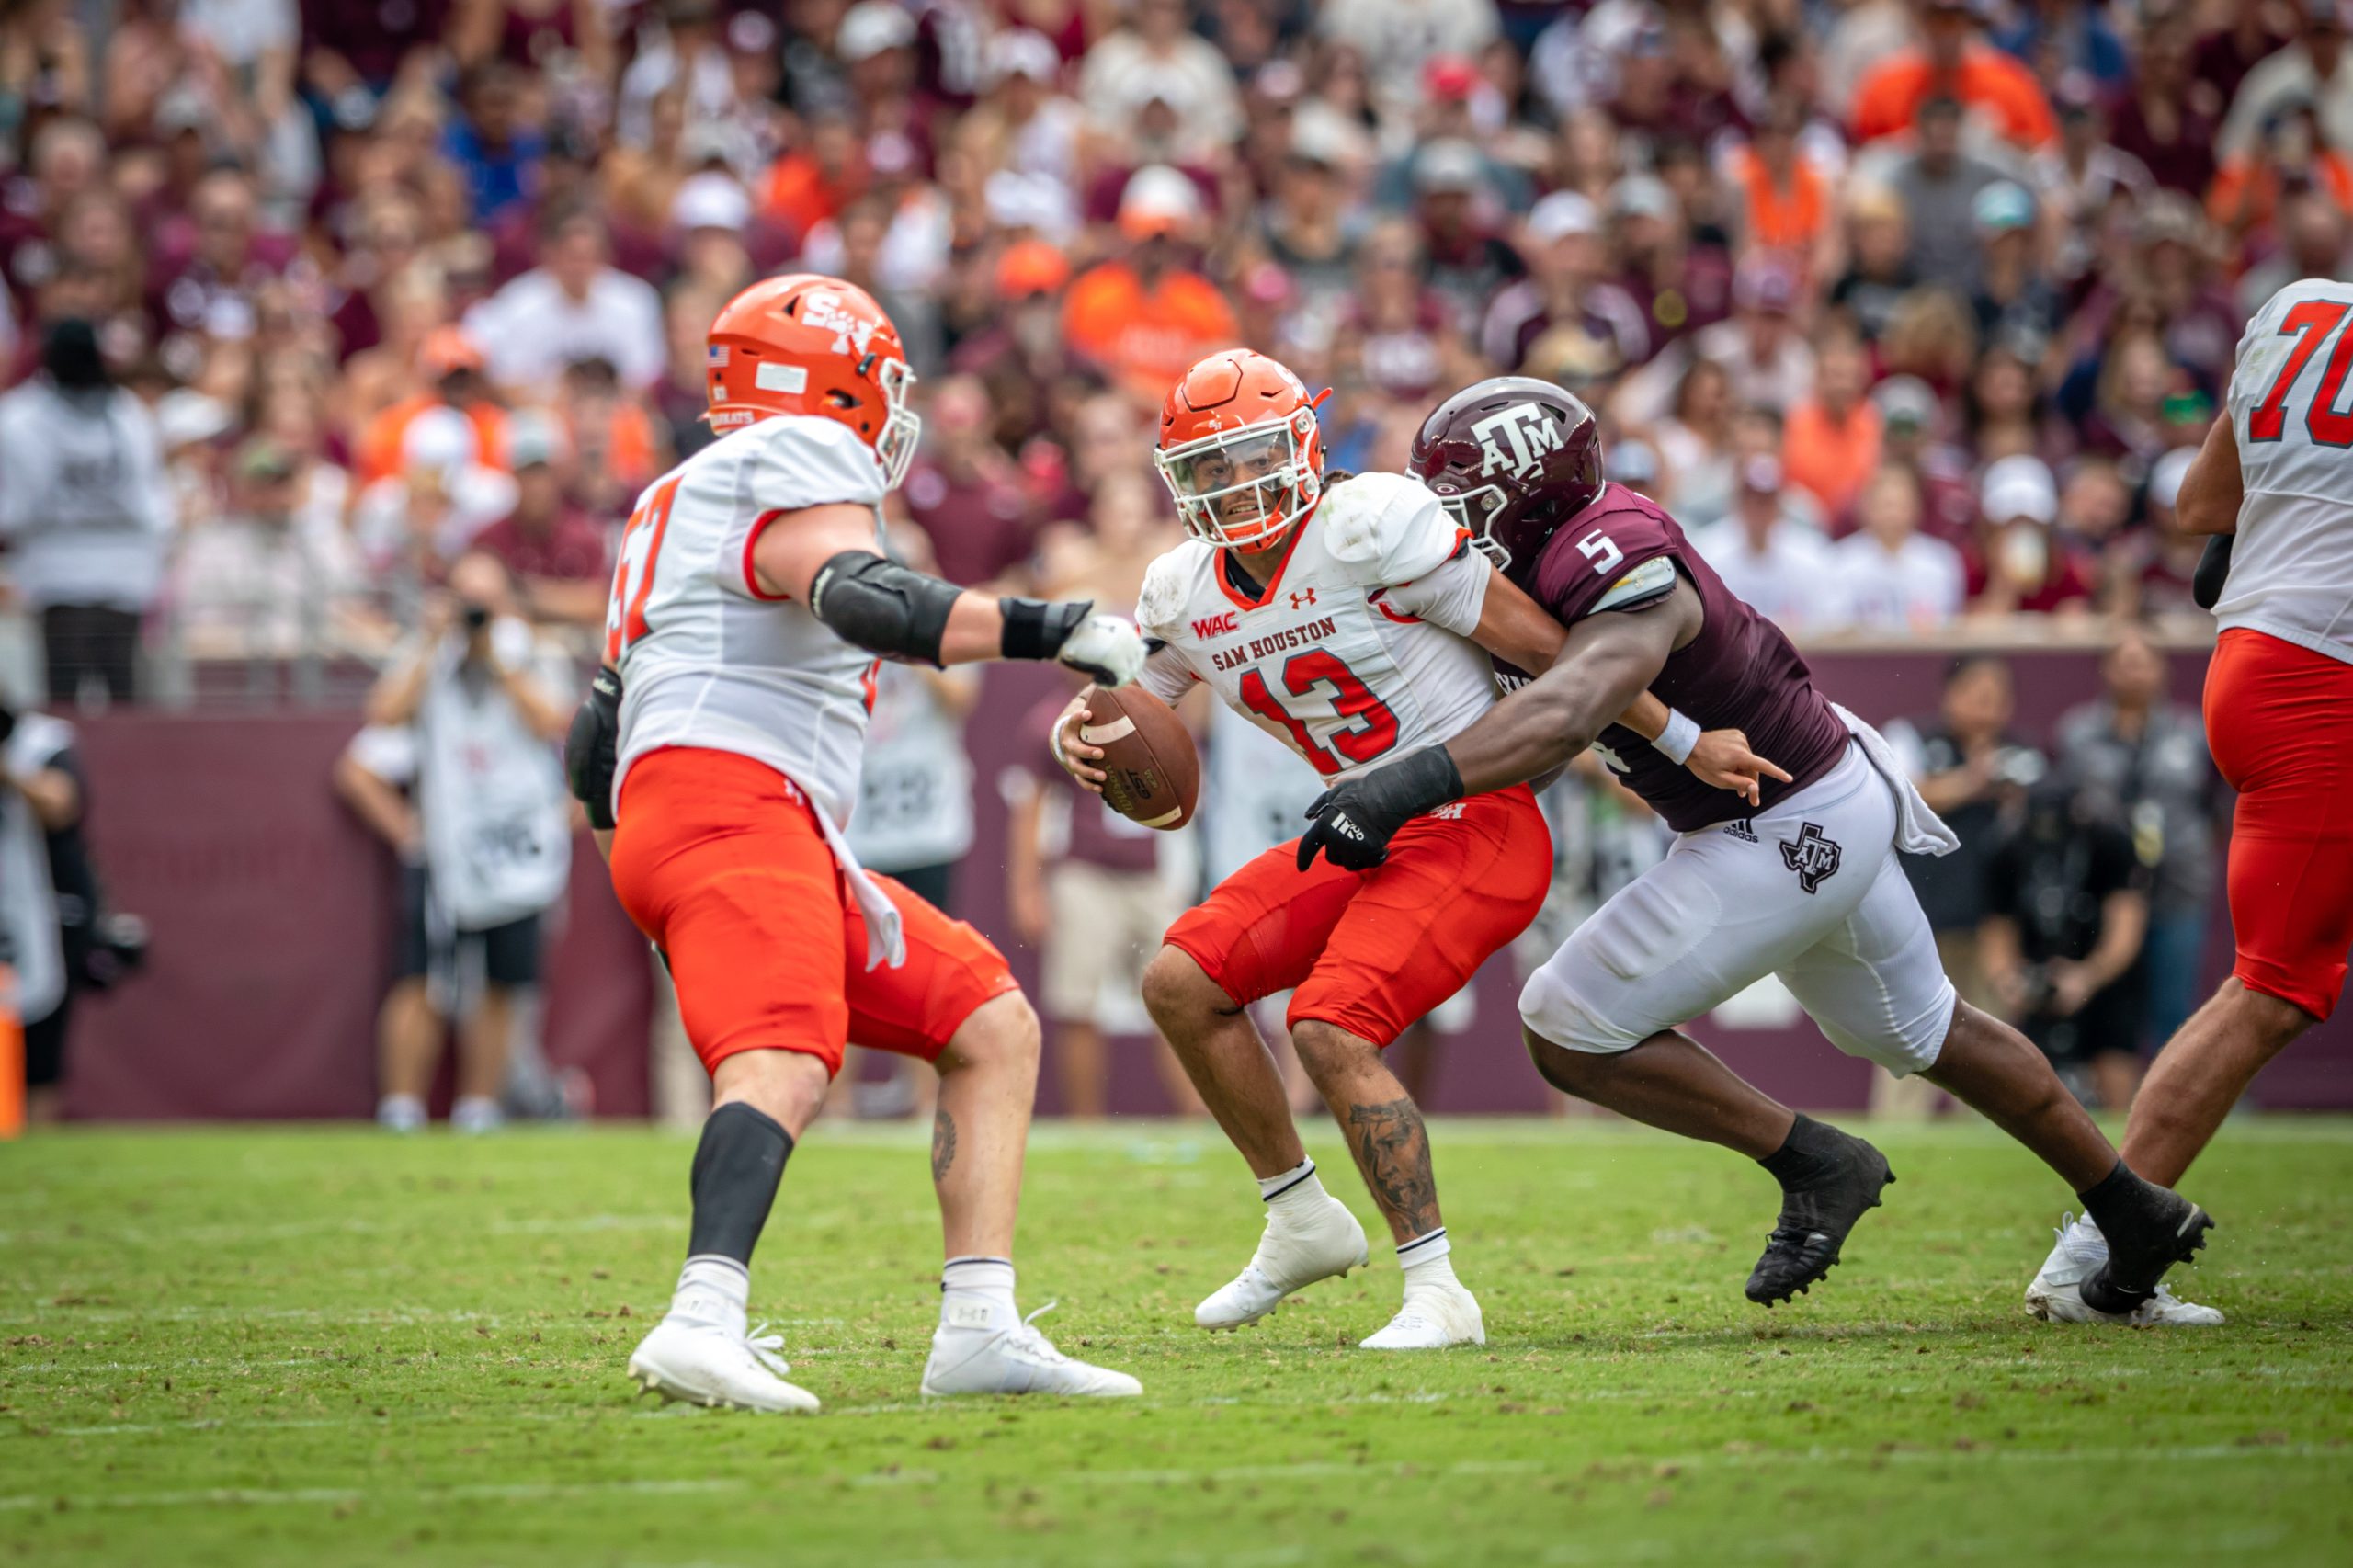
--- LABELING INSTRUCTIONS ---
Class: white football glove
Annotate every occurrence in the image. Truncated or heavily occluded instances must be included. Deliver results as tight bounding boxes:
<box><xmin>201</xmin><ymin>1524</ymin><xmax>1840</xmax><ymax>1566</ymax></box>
<box><xmin>1055</xmin><ymin>614</ymin><xmax>1146</xmax><ymax>687</ymax></box>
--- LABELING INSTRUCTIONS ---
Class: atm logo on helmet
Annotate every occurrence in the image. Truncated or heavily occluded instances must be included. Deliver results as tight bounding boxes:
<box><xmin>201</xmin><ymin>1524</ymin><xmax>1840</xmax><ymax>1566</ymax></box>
<box><xmin>1471</xmin><ymin>403</ymin><xmax>1564</xmax><ymax>478</ymax></box>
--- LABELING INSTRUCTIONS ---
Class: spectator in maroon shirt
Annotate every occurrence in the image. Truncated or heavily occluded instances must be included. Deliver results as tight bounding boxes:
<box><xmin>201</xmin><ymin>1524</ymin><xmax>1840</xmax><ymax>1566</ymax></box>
<box><xmin>898</xmin><ymin>373</ymin><xmax>1038</xmax><ymax>589</ymax></box>
<box><xmin>2109</xmin><ymin>14</ymin><xmax>2222</xmax><ymax>196</ymax></box>
<box><xmin>146</xmin><ymin>169</ymin><xmax>299</xmax><ymax>351</ymax></box>
<box><xmin>471</xmin><ymin>413</ymin><xmax>609</xmax><ymax>628</ymax></box>
<box><xmin>1968</xmin><ymin>455</ymin><xmax>2097</xmax><ymax>614</ymax></box>
<box><xmin>302</xmin><ymin>0</ymin><xmax>452</xmax><ymax>97</ymax></box>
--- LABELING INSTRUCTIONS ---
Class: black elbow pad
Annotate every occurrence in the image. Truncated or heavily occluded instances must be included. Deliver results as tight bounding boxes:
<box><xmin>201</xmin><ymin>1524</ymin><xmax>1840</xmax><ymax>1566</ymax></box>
<box><xmin>564</xmin><ymin>666</ymin><xmax>623</xmax><ymax>831</ymax></box>
<box><xmin>2191</xmin><ymin>535</ymin><xmax>2234</xmax><ymax>611</ymax></box>
<box><xmin>808</xmin><ymin>551</ymin><xmax>961</xmax><ymax>665</ymax></box>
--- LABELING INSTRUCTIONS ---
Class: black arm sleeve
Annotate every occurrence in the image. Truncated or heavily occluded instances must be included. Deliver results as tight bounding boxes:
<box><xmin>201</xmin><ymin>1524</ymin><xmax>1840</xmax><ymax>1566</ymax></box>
<box><xmin>808</xmin><ymin>551</ymin><xmax>964</xmax><ymax>665</ymax></box>
<box><xmin>2191</xmin><ymin>535</ymin><xmax>2234</xmax><ymax>610</ymax></box>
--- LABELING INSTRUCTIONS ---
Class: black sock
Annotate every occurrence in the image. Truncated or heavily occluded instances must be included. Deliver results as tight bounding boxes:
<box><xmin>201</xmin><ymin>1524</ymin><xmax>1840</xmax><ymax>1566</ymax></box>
<box><xmin>1757</xmin><ymin>1114</ymin><xmax>1844</xmax><ymax>1186</ymax></box>
<box><xmin>2075</xmin><ymin>1160</ymin><xmax>2153</xmax><ymax>1238</ymax></box>
<box><xmin>687</xmin><ymin>1102</ymin><xmax>792</xmax><ymax>1266</ymax></box>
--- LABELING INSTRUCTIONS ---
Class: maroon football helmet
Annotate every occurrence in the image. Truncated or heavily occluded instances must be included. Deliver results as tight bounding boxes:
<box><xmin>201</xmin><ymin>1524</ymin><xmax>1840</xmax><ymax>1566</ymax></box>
<box><xmin>1407</xmin><ymin>377</ymin><xmax>1604</xmax><ymax>578</ymax></box>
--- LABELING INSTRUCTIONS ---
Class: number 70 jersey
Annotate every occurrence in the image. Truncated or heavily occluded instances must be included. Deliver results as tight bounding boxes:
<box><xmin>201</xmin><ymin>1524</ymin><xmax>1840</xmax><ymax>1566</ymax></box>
<box><xmin>1136</xmin><ymin>472</ymin><xmax>1501</xmax><ymax>780</ymax></box>
<box><xmin>2218</xmin><ymin>277</ymin><xmax>2353</xmax><ymax>665</ymax></box>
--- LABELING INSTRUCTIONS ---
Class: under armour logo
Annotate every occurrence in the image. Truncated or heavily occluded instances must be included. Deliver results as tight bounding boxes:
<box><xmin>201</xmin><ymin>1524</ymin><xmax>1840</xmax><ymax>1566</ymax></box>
<box><xmin>1780</xmin><ymin>822</ymin><xmax>1843</xmax><ymax>894</ymax></box>
<box><xmin>1289</xmin><ymin>588</ymin><xmax>1317</xmax><ymax>609</ymax></box>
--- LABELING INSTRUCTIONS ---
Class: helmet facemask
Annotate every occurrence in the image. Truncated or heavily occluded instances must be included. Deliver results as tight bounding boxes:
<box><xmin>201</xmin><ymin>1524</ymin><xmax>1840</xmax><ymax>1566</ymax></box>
<box><xmin>1154</xmin><ymin>408</ymin><xmax>1322</xmax><ymax>550</ymax></box>
<box><xmin>870</xmin><ymin>355</ymin><xmax>921</xmax><ymax>490</ymax></box>
<box><xmin>1436</xmin><ymin>483</ymin><xmax>1514</xmax><ymax>569</ymax></box>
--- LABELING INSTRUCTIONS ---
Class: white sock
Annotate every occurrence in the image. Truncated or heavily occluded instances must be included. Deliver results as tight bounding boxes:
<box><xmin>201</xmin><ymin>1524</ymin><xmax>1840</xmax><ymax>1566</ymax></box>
<box><xmin>1397</xmin><ymin>1228</ymin><xmax>1457</xmax><ymax>1291</ymax></box>
<box><xmin>940</xmin><ymin>1255</ymin><xmax>1017</xmax><ymax>1332</ymax></box>
<box><xmin>377</xmin><ymin>1094</ymin><xmax>425</xmax><ymax>1130</ymax></box>
<box><xmin>671</xmin><ymin>1254</ymin><xmax>750</xmax><ymax>1335</ymax></box>
<box><xmin>1258</xmin><ymin>1157</ymin><xmax>1326</xmax><ymax>1219</ymax></box>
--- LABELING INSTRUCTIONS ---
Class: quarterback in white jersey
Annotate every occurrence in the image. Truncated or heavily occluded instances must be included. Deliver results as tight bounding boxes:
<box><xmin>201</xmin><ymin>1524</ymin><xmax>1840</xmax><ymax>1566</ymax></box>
<box><xmin>2029</xmin><ymin>277</ymin><xmax>2353</xmax><ymax>1325</ymax></box>
<box><xmin>564</xmin><ymin>274</ymin><xmax>1150</xmax><ymax>1413</ymax></box>
<box><xmin>1051</xmin><ymin>349</ymin><xmax>1783</xmax><ymax>1351</ymax></box>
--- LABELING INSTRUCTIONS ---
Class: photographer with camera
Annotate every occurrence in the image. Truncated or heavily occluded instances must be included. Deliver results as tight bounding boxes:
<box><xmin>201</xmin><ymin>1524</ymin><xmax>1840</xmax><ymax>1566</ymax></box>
<box><xmin>1980</xmin><ymin>776</ymin><xmax>2154</xmax><ymax>1111</ymax></box>
<box><xmin>1880</xmin><ymin>655</ymin><xmax>2044</xmax><ymax>1113</ymax></box>
<box><xmin>358</xmin><ymin>550</ymin><xmax>573</xmax><ymax>1133</ymax></box>
<box><xmin>0</xmin><ymin>699</ymin><xmax>110</xmax><ymax>1123</ymax></box>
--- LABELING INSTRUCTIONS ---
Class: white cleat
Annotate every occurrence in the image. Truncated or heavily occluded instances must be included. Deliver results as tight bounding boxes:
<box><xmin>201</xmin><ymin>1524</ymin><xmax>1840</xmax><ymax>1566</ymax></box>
<box><xmin>1359</xmin><ymin>1278</ymin><xmax>1485</xmax><ymax>1350</ymax></box>
<box><xmin>920</xmin><ymin>1303</ymin><xmax>1142</xmax><ymax>1398</ymax></box>
<box><xmin>2026</xmin><ymin>1212</ymin><xmax>2225</xmax><ymax>1326</ymax></box>
<box><xmin>1195</xmin><ymin>1196</ymin><xmax>1370</xmax><ymax>1330</ymax></box>
<box><xmin>626</xmin><ymin>1316</ymin><xmax>823</xmax><ymax>1413</ymax></box>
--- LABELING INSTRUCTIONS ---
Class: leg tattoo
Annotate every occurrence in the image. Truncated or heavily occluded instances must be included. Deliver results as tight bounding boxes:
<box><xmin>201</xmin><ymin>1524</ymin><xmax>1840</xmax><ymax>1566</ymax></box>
<box><xmin>930</xmin><ymin>1105</ymin><xmax>958</xmax><ymax>1185</ymax></box>
<box><xmin>1344</xmin><ymin>1097</ymin><xmax>1440</xmax><ymax>1236</ymax></box>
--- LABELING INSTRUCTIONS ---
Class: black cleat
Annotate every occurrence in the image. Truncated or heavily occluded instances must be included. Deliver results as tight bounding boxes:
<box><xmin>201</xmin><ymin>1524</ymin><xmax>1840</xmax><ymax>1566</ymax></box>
<box><xmin>2080</xmin><ymin>1187</ymin><xmax>2213</xmax><ymax>1316</ymax></box>
<box><xmin>1745</xmin><ymin>1123</ymin><xmax>1895</xmax><ymax>1306</ymax></box>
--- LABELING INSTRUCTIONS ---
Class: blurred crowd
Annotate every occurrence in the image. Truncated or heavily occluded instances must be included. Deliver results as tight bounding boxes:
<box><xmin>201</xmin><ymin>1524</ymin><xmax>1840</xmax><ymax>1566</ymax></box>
<box><xmin>0</xmin><ymin>0</ymin><xmax>2336</xmax><ymax>702</ymax></box>
<box><xmin>0</xmin><ymin>0</ymin><xmax>2289</xmax><ymax>1119</ymax></box>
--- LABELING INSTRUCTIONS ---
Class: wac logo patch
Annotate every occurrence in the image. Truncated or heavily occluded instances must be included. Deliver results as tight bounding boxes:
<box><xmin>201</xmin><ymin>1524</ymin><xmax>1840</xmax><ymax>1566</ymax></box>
<box><xmin>1191</xmin><ymin>611</ymin><xmax>1238</xmax><ymax>639</ymax></box>
<box><xmin>1780</xmin><ymin>822</ymin><xmax>1842</xmax><ymax>894</ymax></box>
<box><xmin>1470</xmin><ymin>403</ymin><xmax>1565</xmax><ymax>479</ymax></box>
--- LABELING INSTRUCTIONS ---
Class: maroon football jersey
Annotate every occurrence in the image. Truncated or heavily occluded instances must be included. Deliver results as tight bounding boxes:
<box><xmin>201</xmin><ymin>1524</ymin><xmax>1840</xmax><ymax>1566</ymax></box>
<box><xmin>1498</xmin><ymin>484</ymin><xmax>1850</xmax><ymax>833</ymax></box>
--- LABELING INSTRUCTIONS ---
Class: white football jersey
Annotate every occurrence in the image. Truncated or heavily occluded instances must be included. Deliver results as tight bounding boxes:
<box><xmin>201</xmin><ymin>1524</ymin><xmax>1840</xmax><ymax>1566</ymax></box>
<box><xmin>2219</xmin><ymin>278</ymin><xmax>2353</xmax><ymax>664</ymax></box>
<box><xmin>1138</xmin><ymin>472</ymin><xmax>1496</xmax><ymax>783</ymax></box>
<box><xmin>608</xmin><ymin>415</ymin><xmax>886</xmax><ymax>824</ymax></box>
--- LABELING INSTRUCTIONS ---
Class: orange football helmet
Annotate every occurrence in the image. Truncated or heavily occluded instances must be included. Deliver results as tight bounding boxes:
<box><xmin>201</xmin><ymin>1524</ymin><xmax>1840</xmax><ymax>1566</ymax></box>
<box><xmin>1154</xmin><ymin>348</ymin><xmax>1328</xmax><ymax>550</ymax></box>
<box><xmin>704</xmin><ymin>273</ymin><xmax>921</xmax><ymax>487</ymax></box>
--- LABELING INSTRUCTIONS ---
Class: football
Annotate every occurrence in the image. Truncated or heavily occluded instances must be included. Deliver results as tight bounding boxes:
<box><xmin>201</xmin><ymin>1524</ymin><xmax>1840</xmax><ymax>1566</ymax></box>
<box><xmin>1084</xmin><ymin>685</ymin><xmax>1199</xmax><ymax>830</ymax></box>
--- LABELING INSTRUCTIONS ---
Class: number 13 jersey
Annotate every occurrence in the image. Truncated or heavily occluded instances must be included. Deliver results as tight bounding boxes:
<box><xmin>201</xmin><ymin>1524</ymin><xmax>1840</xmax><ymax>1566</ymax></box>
<box><xmin>1136</xmin><ymin>472</ymin><xmax>1500</xmax><ymax>780</ymax></box>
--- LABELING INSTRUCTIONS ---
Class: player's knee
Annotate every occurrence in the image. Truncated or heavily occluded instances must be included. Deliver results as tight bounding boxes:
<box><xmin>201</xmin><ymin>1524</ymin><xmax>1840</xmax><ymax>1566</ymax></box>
<box><xmin>940</xmin><ymin>990</ymin><xmax>1041</xmax><ymax>1076</ymax></box>
<box><xmin>1142</xmin><ymin>945</ymin><xmax>1225</xmax><ymax>1029</ymax></box>
<box><xmin>1522</xmin><ymin>1025</ymin><xmax>1630</xmax><ymax>1097</ymax></box>
<box><xmin>1518</xmin><ymin>968</ymin><xmax>1643</xmax><ymax>1057</ymax></box>
<box><xmin>1289</xmin><ymin>1018</ymin><xmax>1372</xmax><ymax>1081</ymax></box>
<box><xmin>711</xmin><ymin>1047</ymin><xmax>833</xmax><ymax>1133</ymax></box>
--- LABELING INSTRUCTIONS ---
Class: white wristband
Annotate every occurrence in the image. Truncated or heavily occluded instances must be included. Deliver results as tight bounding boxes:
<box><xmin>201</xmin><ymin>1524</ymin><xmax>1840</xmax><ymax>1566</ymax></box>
<box><xmin>1654</xmin><ymin>709</ymin><xmax>1701</xmax><ymax>766</ymax></box>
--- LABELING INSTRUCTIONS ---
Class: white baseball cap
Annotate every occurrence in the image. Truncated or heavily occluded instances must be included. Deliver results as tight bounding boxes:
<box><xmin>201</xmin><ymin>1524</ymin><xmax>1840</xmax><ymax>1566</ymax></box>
<box><xmin>836</xmin><ymin>1</ymin><xmax>915</xmax><ymax>63</ymax></box>
<box><xmin>1528</xmin><ymin>191</ymin><xmax>1599</xmax><ymax>245</ymax></box>
<box><xmin>1981</xmin><ymin>454</ymin><xmax>2058</xmax><ymax>524</ymax></box>
<box><xmin>671</xmin><ymin>171</ymin><xmax>750</xmax><ymax>233</ymax></box>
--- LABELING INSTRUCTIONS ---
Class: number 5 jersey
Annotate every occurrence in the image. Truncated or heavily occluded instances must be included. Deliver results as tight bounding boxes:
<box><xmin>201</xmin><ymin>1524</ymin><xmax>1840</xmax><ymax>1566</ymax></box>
<box><xmin>1135</xmin><ymin>472</ymin><xmax>1502</xmax><ymax>776</ymax></box>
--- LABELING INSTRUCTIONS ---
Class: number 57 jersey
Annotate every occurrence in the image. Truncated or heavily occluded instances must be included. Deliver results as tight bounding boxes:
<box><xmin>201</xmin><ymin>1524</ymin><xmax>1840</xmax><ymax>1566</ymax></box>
<box><xmin>1136</xmin><ymin>472</ymin><xmax>1500</xmax><ymax>777</ymax></box>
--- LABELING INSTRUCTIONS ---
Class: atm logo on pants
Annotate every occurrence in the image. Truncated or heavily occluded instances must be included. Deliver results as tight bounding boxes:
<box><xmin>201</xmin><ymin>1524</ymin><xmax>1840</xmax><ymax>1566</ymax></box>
<box><xmin>1780</xmin><ymin>822</ymin><xmax>1843</xmax><ymax>894</ymax></box>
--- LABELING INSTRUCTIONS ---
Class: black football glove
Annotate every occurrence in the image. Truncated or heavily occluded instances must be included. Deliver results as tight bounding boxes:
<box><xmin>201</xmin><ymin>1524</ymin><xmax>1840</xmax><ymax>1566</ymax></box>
<box><xmin>1296</xmin><ymin>745</ymin><xmax>1464</xmax><ymax>872</ymax></box>
<box><xmin>2191</xmin><ymin>534</ymin><xmax>2234</xmax><ymax>610</ymax></box>
<box><xmin>564</xmin><ymin>666</ymin><xmax>623</xmax><ymax>831</ymax></box>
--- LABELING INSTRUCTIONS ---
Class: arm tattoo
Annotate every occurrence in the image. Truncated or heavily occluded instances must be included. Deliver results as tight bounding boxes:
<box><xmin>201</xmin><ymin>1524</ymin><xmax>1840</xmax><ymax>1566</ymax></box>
<box><xmin>1343</xmin><ymin>1096</ymin><xmax>1440</xmax><ymax>1236</ymax></box>
<box><xmin>930</xmin><ymin>1106</ymin><xmax>958</xmax><ymax>1185</ymax></box>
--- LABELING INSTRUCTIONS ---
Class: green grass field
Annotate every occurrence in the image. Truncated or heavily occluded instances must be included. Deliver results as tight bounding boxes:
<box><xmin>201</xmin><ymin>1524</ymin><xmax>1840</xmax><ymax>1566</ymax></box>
<box><xmin>4</xmin><ymin>1118</ymin><xmax>2350</xmax><ymax>1567</ymax></box>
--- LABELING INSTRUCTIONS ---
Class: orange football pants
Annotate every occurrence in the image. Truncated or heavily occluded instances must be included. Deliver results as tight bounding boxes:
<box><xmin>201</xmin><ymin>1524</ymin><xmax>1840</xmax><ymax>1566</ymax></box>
<box><xmin>2205</xmin><ymin>629</ymin><xmax>2353</xmax><ymax>1022</ymax></box>
<box><xmin>1165</xmin><ymin>784</ymin><xmax>1552</xmax><ymax>1045</ymax></box>
<box><xmin>609</xmin><ymin>747</ymin><xmax>1017</xmax><ymax>1075</ymax></box>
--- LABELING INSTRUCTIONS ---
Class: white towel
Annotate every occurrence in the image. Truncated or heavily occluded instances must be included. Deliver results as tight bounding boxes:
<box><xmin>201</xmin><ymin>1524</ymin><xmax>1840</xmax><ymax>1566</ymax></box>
<box><xmin>812</xmin><ymin>803</ymin><xmax>907</xmax><ymax>971</ymax></box>
<box><xmin>1834</xmin><ymin>702</ymin><xmax>1960</xmax><ymax>858</ymax></box>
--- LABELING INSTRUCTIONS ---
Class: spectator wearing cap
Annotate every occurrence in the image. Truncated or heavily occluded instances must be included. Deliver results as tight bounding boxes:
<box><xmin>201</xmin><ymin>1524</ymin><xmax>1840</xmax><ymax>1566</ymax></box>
<box><xmin>350</xmin><ymin>405</ymin><xmax>519</xmax><ymax>611</ymax></box>
<box><xmin>170</xmin><ymin>435</ymin><xmax>365</xmax><ymax>661</ymax></box>
<box><xmin>1849</xmin><ymin>0</ymin><xmax>2057</xmax><ymax>150</ymax></box>
<box><xmin>1874</xmin><ymin>374</ymin><xmax>1980</xmax><ymax>543</ymax></box>
<box><xmin>1689</xmin><ymin>454</ymin><xmax>1834</xmax><ymax>631</ymax></box>
<box><xmin>1606</xmin><ymin>172</ymin><xmax>1733</xmax><ymax>363</ymax></box>
<box><xmin>1888</xmin><ymin>95</ymin><xmax>2011</xmax><ymax>296</ymax></box>
<box><xmin>949</xmin><ymin>240</ymin><xmax>1072</xmax><ymax>453</ymax></box>
<box><xmin>668</xmin><ymin>169</ymin><xmax>790</xmax><ymax>294</ymax></box>
<box><xmin>1345</xmin><ymin>221</ymin><xmax>1458</xmax><ymax>403</ymax></box>
<box><xmin>2217</xmin><ymin>0</ymin><xmax>2353</xmax><ymax>166</ymax></box>
<box><xmin>1968</xmin><ymin>454</ymin><xmax>2094</xmax><ymax>614</ymax></box>
<box><xmin>1824</xmin><ymin>463</ymin><xmax>1966</xmax><ymax>631</ymax></box>
<box><xmin>1969</xmin><ymin>181</ymin><xmax>2062</xmax><ymax>350</ymax></box>
<box><xmin>462</xmin><ymin>207</ymin><xmax>665</xmax><ymax>395</ymax></box>
<box><xmin>1061</xmin><ymin>165</ymin><xmax>1236</xmax><ymax>407</ymax></box>
<box><xmin>963</xmin><ymin>29</ymin><xmax>1084</xmax><ymax>188</ymax></box>
<box><xmin>1615</xmin><ymin>252</ymin><xmax>1813</xmax><ymax>428</ymax></box>
<box><xmin>1480</xmin><ymin>191</ymin><xmax>1650</xmax><ymax>377</ymax></box>
<box><xmin>1782</xmin><ymin>330</ymin><xmax>1883</xmax><ymax>523</ymax></box>
<box><xmin>2109</xmin><ymin>448</ymin><xmax>2210</xmax><ymax>620</ymax></box>
<box><xmin>1254</xmin><ymin>108</ymin><xmax>1364</xmax><ymax>341</ymax></box>
<box><xmin>1408</xmin><ymin>138</ymin><xmax>1523</xmax><ymax>333</ymax></box>
<box><xmin>1079</xmin><ymin>0</ymin><xmax>1244</xmax><ymax>151</ymax></box>
<box><xmin>472</xmin><ymin>414</ymin><xmax>609</xmax><ymax>628</ymax></box>
<box><xmin>1826</xmin><ymin>184</ymin><xmax>1920</xmax><ymax>346</ymax></box>
<box><xmin>356</xmin><ymin>326</ymin><xmax>510</xmax><ymax>490</ymax></box>
<box><xmin>0</xmin><ymin>319</ymin><xmax>174</xmax><ymax>705</ymax></box>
